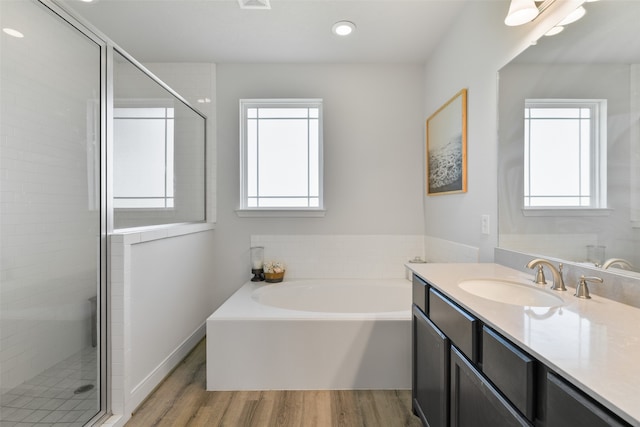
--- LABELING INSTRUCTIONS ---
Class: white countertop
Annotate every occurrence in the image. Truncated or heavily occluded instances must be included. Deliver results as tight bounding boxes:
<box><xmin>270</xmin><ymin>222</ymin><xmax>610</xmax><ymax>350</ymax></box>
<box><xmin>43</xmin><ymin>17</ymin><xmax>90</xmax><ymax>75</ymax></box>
<box><xmin>407</xmin><ymin>263</ymin><xmax>640</xmax><ymax>427</ymax></box>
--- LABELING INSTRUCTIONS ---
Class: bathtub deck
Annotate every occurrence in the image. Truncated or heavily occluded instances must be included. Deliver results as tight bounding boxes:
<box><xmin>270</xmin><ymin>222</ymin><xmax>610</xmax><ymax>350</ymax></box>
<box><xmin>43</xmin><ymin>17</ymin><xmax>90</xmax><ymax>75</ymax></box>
<box><xmin>127</xmin><ymin>339</ymin><xmax>423</xmax><ymax>427</ymax></box>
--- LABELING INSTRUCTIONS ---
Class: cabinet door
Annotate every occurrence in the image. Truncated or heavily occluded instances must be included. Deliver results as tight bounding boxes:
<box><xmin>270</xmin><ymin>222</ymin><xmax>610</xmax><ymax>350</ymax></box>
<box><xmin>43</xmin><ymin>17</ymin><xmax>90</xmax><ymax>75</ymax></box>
<box><xmin>546</xmin><ymin>372</ymin><xmax>631</xmax><ymax>427</ymax></box>
<box><xmin>450</xmin><ymin>346</ymin><xmax>531</xmax><ymax>427</ymax></box>
<box><xmin>413</xmin><ymin>305</ymin><xmax>449</xmax><ymax>427</ymax></box>
<box><xmin>482</xmin><ymin>326</ymin><xmax>535</xmax><ymax>421</ymax></box>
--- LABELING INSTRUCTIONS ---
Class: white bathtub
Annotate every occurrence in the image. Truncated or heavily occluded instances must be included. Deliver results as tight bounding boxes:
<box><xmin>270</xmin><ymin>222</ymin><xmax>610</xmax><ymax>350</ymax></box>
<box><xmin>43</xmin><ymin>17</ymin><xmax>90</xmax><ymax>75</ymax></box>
<box><xmin>206</xmin><ymin>278</ymin><xmax>412</xmax><ymax>390</ymax></box>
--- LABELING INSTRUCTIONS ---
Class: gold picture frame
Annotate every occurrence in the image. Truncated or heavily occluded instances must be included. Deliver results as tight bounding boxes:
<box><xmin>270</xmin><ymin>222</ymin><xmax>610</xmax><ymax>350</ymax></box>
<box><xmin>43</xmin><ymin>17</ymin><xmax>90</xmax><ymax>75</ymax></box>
<box><xmin>426</xmin><ymin>88</ymin><xmax>467</xmax><ymax>195</ymax></box>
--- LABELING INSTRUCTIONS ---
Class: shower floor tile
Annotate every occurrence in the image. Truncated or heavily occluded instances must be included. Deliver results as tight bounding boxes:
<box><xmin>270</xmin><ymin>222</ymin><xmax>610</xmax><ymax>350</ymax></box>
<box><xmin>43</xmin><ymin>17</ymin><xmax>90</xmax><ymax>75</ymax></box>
<box><xmin>0</xmin><ymin>347</ymin><xmax>98</xmax><ymax>426</ymax></box>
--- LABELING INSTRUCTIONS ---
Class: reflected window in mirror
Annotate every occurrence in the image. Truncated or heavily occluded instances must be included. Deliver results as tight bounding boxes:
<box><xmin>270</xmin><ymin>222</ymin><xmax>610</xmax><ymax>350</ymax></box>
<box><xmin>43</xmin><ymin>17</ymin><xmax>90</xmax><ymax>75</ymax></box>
<box><xmin>112</xmin><ymin>50</ymin><xmax>206</xmax><ymax>229</ymax></box>
<box><xmin>524</xmin><ymin>99</ymin><xmax>607</xmax><ymax>209</ymax></box>
<box><xmin>114</xmin><ymin>105</ymin><xmax>175</xmax><ymax>209</ymax></box>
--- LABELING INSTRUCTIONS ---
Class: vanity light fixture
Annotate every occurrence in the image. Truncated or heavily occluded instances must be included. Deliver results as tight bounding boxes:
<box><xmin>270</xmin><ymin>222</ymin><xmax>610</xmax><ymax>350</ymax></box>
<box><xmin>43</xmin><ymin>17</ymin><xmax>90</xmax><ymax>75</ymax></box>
<box><xmin>2</xmin><ymin>28</ymin><xmax>24</xmax><ymax>38</ymax></box>
<box><xmin>558</xmin><ymin>5</ymin><xmax>586</xmax><ymax>26</ymax></box>
<box><xmin>504</xmin><ymin>0</ymin><xmax>539</xmax><ymax>26</ymax></box>
<box><xmin>238</xmin><ymin>0</ymin><xmax>271</xmax><ymax>10</ymax></box>
<box><xmin>332</xmin><ymin>21</ymin><xmax>356</xmax><ymax>36</ymax></box>
<box><xmin>544</xmin><ymin>26</ymin><xmax>564</xmax><ymax>36</ymax></box>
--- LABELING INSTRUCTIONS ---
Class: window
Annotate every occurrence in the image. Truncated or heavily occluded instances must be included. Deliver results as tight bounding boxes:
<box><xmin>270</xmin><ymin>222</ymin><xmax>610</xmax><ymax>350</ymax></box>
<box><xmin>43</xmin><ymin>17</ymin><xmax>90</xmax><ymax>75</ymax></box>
<box><xmin>239</xmin><ymin>99</ymin><xmax>323</xmax><ymax>213</ymax></box>
<box><xmin>113</xmin><ymin>106</ymin><xmax>174</xmax><ymax>209</ymax></box>
<box><xmin>524</xmin><ymin>99</ymin><xmax>607</xmax><ymax>209</ymax></box>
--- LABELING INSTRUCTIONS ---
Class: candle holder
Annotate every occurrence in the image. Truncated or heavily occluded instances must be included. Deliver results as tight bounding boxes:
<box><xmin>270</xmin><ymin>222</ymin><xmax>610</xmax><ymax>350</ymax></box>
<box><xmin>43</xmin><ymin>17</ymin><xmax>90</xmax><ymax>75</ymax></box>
<box><xmin>251</xmin><ymin>268</ymin><xmax>264</xmax><ymax>282</ymax></box>
<box><xmin>250</xmin><ymin>246</ymin><xmax>265</xmax><ymax>282</ymax></box>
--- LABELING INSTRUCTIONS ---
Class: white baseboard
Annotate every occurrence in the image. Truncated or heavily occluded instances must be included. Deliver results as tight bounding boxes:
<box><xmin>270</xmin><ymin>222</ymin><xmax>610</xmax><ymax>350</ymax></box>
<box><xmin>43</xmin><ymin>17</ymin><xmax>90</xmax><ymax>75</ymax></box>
<box><xmin>128</xmin><ymin>322</ymin><xmax>206</xmax><ymax>416</ymax></box>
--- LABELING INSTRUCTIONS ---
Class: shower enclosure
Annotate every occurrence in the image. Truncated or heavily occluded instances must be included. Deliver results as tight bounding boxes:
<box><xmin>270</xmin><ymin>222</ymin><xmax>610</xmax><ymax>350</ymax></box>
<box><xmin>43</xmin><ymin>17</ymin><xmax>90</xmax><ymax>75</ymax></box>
<box><xmin>0</xmin><ymin>0</ymin><xmax>105</xmax><ymax>425</ymax></box>
<box><xmin>1</xmin><ymin>0</ymin><xmax>207</xmax><ymax>424</ymax></box>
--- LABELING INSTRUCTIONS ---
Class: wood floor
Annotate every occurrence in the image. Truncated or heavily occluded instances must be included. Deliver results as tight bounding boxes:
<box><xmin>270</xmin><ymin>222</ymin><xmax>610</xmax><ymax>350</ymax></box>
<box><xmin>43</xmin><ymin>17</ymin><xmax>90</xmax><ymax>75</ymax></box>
<box><xmin>125</xmin><ymin>339</ymin><xmax>422</xmax><ymax>427</ymax></box>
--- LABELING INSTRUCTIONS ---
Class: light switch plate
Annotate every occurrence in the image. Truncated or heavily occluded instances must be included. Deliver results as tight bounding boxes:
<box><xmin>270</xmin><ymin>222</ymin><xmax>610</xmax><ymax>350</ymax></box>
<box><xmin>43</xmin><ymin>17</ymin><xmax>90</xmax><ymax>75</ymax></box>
<box><xmin>481</xmin><ymin>215</ymin><xmax>490</xmax><ymax>235</ymax></box>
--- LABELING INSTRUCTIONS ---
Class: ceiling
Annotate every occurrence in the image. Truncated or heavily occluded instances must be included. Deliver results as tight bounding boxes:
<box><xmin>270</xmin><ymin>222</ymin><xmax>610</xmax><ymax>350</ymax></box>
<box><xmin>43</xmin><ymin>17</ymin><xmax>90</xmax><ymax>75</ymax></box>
<box><xmin>58</xmin><ymin>0</ymin><xmax>472</xmax><ymax>64</ymax></box>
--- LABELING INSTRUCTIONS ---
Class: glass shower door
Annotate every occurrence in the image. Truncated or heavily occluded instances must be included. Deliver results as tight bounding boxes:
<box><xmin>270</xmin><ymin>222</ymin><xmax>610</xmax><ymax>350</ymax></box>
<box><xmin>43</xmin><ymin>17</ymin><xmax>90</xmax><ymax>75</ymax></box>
<box><xmin>0</xmin><ymin>0</ymin><xmax>104</xmax><ymax>425</ymax></box>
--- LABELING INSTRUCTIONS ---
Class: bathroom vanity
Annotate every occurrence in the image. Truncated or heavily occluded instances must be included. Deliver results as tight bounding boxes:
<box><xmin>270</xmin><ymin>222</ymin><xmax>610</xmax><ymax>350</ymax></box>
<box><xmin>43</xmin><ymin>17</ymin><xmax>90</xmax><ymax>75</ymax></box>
<box><xmin>409</xmin><ymin>263</ymin><xmax>640</xmax><ymax>427</ymax></box>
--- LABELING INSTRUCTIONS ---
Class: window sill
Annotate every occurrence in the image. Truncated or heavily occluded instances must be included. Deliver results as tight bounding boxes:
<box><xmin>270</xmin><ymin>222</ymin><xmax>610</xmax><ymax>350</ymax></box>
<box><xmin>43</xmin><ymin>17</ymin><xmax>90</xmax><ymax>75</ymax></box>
<box><xmin>236</xmin><ymin>209</ymin><xmax>326</xmax><ymax>218</ymax></box>
<box><xmin>522</xmin><ymin>208</ymin><xmax>613</xmax><ymax>217</ymax></box>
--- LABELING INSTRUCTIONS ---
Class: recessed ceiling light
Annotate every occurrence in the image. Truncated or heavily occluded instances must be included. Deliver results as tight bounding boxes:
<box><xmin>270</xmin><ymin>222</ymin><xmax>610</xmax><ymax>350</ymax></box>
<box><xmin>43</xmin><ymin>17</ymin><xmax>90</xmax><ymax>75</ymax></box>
<box><xmin>332</xmin><ymin>21</ymin><xmax>356</xmax><ymax>37</ymax></box>
<box><xmin>2</xmin><ymin>28</ymin><xmax>24</xmax><ymax>38</ymax></box>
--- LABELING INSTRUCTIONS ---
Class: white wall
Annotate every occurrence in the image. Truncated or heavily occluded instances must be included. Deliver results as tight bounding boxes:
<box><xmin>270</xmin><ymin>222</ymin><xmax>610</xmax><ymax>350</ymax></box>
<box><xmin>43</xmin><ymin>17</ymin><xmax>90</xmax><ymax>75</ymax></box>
<box><xmin>213</xmin><ymin>64</ymin><xmax>426</xmax><ymax>303</ymax></box>
<box><xmin>127</xmin><ymin>231</ymin><xmax>214</xmax><ymax>397</ymax></box>
<box><xmin>422</xmin><ymin>0</ymin><xmax>583</xmax><ymax>262</ymax></box>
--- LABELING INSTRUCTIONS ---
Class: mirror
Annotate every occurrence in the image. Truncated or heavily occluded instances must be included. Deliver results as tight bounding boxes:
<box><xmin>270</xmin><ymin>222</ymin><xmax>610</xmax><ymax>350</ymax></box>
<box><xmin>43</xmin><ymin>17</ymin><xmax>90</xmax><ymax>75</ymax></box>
<box><xmin>113</xmin><ymin>51</ymin><xmax>206</xmax><ymax>229</ymax></box>
<box><xmin>498</xmin><ymin>1</ymin><xmax>640</xmax><ymax>277</ymax></box>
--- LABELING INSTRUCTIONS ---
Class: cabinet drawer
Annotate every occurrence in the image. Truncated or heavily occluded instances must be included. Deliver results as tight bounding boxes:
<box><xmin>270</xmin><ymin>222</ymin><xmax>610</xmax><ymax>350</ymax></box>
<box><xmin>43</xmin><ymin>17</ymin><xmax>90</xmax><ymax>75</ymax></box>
<box><xmin>546</xmin><ymin>372</ymin><xmax>631</xmax><ymax>427</ymax></box>
<box><xmin>429</xmin><ymin>288</ymin><xmax>479</xmax><ymax>362</ymax></box>
<box><xmin>412</xmin><ymin>274</ymin><xmax>428</xmax><ymax>313</ymax></box>
<box><xmin>482</xmin><ymin>326</ymin><xmax>535</xmax><ymax>421</ymax></box>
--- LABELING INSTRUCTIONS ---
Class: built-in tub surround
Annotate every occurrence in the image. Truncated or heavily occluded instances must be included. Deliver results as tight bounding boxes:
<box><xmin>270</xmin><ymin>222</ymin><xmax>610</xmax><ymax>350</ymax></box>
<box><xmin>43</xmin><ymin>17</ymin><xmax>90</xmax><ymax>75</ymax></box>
<box><xmin>407</xmin><ymin>262</ymin><xmax>640</xmax><ymax>426</ymax></box>
<box><xmin>206</xmin><ymin>278</ymin><xmax>411</xmax><ymax>390</ymax></box>
<box><xmin>250</xmin><ymin>235</ymin><xmax>425</xmax><ymax>279</ymax></box>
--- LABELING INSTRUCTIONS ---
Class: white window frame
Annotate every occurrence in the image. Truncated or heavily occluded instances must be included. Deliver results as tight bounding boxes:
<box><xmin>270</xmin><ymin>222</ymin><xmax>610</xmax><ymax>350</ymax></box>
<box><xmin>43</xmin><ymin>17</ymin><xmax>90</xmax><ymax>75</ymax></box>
<box><xmin>523</xmin><ymin>99</ymin><xmax>608</xmax><ymax>215</ymax></box>
<box><xmin>238</xmin><ymin>99</ymin><xmax>325</xmax><ymax>217</ymax></box>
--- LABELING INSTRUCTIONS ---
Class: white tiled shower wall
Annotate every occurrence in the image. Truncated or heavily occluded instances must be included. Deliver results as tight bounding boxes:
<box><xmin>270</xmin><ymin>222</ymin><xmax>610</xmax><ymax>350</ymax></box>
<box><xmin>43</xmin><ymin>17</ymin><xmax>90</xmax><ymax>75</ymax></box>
<box><xmin>0</xmin><ymin>1</ymin><xmax>99</xmax><ymax>391</ymax></box>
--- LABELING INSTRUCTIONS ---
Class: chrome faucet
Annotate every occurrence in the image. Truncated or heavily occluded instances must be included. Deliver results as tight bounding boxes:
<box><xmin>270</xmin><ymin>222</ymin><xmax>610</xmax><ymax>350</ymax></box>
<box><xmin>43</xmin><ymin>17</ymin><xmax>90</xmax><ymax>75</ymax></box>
<box><xmin>525</xmin><ymin>259</ymin><xmax>567</xmax><ymax>291</ymax></box>
<box><xmin>601</xmin><ymin>258</ymin><xmax>633</xmax><ymax>270</ymax></box>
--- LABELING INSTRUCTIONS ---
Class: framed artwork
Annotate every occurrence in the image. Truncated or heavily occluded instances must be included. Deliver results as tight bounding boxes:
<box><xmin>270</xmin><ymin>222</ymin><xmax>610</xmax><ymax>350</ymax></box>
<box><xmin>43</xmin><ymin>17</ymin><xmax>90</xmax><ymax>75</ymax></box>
<box><xmin>426</xmin><ymin>88</ymin><xmax>467</xmax><ymax>195</ymax></box>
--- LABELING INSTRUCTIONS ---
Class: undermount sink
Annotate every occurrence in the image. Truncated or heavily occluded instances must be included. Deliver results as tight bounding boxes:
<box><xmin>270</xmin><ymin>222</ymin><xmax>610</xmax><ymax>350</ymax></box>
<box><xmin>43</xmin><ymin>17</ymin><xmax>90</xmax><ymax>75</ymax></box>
<box><xmin>458</xmin><ymin>279</ymin><xmax>565</xmax><ymax>307</ymax></box>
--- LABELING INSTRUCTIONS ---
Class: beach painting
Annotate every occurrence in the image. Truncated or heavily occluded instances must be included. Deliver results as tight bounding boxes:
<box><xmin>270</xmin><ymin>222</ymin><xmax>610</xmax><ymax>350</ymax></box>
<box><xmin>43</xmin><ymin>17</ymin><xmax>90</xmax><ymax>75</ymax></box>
<box><xmin>426</xmin><ymin>89</ymin><xmax>467</xmax><ymax>195</ymax></box>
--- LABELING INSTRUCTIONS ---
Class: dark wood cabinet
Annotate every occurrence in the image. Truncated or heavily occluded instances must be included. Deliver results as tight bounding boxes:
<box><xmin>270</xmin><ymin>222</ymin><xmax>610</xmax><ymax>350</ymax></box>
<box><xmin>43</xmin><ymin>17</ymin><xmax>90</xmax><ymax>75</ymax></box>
<box><xmin>411</xmin><ymin>273</ymin><xmax>631</xmax><ymax>427</ymax></box>
<box><xmin>482</xmin><ymin>326</ymin><xmax>535</xmax><ymax>421</ymax></box>
<box><xmin>429</xmin><ymin>289</ymin><xmax>479</xmax><ymax>363</ymax></box>
<box><xmin>546</xmin><ymin>372</ymin><xmax>630</xmax><ymax>427</ymax></box>
<box><xmin>412</xmin><ymin>274</ymin><xmax>428</xmax><ymax>313</ymax></box>
<box><xmin>412</xmin><ymin>305</ymin><xmax>449</xmax><ymax>427</ymax></box>
<box><xmin>450</xmin><ymin>346</ymin><xmax>532</xmax><ymax>427</ymax></box>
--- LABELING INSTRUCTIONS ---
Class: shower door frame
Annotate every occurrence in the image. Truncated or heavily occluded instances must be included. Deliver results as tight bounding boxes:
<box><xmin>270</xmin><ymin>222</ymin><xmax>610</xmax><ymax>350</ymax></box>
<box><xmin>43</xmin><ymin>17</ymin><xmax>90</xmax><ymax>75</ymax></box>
<box><xmin>36</xmin><ymin>0</ymin><xmax>110</xmax><ymax>423</ymax></box>
<box><xmin>38</xmin><ymin>1</ymin><xmax>209</xmax><ymax>423</ymax></box>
